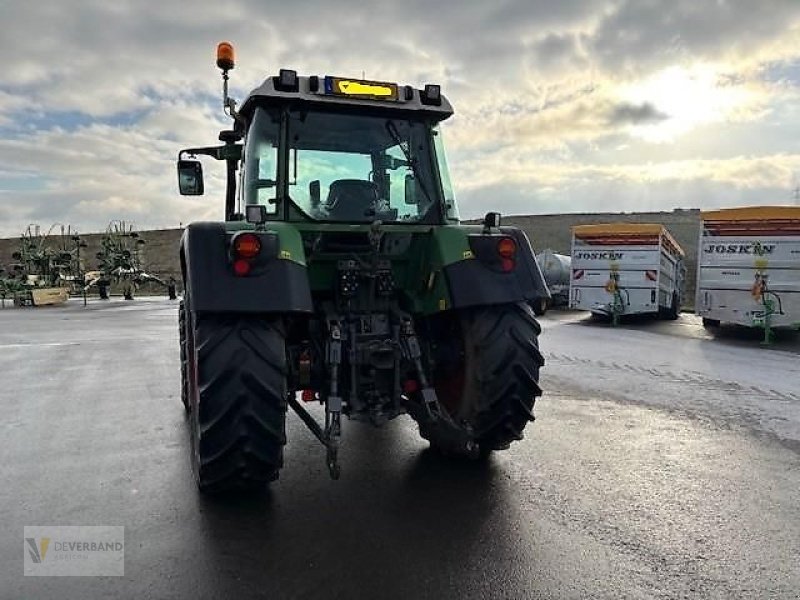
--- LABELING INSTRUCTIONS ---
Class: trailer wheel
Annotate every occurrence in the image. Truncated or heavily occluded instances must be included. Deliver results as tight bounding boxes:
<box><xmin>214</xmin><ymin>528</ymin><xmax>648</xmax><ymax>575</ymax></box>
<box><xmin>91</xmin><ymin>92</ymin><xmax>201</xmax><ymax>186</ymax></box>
<box><xmin>187</xmin><ymin>313</ymin><xmax>288</xmax><ymax>492</ymax></box>
<box><xmin>421</xmin><ymin>302</ymin><xmax>544</xmax><ymax>455</ymax></box>
<box><xmin>665</xmin><ymin>292</ymin><xmax>680</xmax><ymax>320</ymax></box>
<box><xmin>531</xmin><ymin>296</ymin><xmax>548</xmax><ymax>316</ymax></box>
<box><xmin>702</xmin><ymin>318</ymin><xmax>720</xmax><ymax>329</ymax></box>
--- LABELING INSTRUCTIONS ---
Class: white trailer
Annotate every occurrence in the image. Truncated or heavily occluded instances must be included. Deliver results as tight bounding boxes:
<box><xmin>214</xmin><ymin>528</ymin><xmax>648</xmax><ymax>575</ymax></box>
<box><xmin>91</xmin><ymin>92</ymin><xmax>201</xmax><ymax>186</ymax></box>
<box><xmin>696</xmin><ymin>206</ymin><xmax>800</xmax><ymax>334</ymax></box>
<box><xmin>569</xmin><ymin>223</ymin><xmax>686</xmax><ymax>320</ymax></box>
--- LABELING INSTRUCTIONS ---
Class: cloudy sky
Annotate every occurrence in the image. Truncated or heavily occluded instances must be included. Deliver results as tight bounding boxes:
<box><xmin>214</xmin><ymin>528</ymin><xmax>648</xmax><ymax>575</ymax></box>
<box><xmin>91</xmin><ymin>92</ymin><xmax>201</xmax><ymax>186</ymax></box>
<box><xmin>1</xmin><ymin>0</ymin><xmax>799</xmax><ymax>236</ymax></box>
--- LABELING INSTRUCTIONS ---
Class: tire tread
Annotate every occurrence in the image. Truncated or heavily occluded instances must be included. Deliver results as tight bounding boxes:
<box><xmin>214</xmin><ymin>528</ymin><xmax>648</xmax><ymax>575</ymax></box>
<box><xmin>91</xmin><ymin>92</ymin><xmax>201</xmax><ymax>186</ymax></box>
<box><xmin>192</xmin><ymin>315</ymin><xmax>287</xmax><ymax>493</ymax></box>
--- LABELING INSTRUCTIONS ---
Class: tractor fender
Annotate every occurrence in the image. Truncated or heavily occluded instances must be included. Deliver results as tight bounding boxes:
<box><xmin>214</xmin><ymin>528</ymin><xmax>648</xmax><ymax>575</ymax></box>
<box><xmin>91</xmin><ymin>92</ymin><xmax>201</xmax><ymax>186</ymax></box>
<box><xmin>443</xmin><ymin>227</ymin><xmax>550</xmax><ymax>309</ymax></box>
<box><xmin>181</xmin><ymin>222</ymin><xmax>313</xmax><ymax>314</ymax></box>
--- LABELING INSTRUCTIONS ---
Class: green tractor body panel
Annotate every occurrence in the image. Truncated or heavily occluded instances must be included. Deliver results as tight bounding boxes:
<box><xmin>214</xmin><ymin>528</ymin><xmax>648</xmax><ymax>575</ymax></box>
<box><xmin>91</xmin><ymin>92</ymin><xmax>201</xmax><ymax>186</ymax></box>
<box><xmin>182</xmin><ymin>219</ymin><xmax>547</xmax><ymax>315</ymax></box>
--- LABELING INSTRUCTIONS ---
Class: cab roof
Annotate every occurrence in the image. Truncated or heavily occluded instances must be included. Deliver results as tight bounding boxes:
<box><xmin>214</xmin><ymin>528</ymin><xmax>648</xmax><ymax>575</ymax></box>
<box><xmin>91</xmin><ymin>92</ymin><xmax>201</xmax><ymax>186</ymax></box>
<box><xmin>239</xmin><ymin>73</ymin><xmax>454</xmax><ymax>121</ymax></box>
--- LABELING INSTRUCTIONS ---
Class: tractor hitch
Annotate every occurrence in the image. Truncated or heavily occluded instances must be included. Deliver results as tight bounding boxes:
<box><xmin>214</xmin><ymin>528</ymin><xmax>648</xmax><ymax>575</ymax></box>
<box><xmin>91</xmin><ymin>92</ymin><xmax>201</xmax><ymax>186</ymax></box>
<box><xmin>287</xmin><ymin>394</ymin><xmax>342</xmax><ymax>480</ymax></box>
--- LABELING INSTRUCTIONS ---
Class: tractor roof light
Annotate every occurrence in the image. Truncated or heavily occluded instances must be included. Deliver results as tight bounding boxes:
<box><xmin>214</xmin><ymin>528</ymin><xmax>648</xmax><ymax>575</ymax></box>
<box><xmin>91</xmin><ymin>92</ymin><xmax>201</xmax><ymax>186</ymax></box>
<box><xmin>216</xmin><ymin>42</ymin><xmax>235</xmax><ymax>71</ymax></box>
<box><xmin>276</xmin><ymin>69</ymin><xmax>299</xmax><ymax>92</ymax></box>
<box><xmin>421</xmin><ymin>84</ymin><xmax>442</xmax><ymax>106</ymax></box>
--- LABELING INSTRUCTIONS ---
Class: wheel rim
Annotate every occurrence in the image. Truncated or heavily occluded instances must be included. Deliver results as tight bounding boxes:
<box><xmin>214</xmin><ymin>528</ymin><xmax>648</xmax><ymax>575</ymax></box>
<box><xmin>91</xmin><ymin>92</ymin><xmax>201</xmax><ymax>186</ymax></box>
<box><xmin>434</xmin><ymin>366</ymin><xmax>466</xmax><ymax>415</ymax></box>
<box><xmin>430</xmin><ymin>314</ymin><xmax>467</xmax><ymax>416</ymax></box>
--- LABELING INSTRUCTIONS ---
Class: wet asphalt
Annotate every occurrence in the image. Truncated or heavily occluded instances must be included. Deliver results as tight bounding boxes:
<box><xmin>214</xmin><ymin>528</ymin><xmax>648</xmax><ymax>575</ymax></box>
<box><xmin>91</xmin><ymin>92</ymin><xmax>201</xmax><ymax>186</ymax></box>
<box><xmin>0</xmin><ymin>299</ymin><xmax>798</xmax><ymax>599</ymax></box>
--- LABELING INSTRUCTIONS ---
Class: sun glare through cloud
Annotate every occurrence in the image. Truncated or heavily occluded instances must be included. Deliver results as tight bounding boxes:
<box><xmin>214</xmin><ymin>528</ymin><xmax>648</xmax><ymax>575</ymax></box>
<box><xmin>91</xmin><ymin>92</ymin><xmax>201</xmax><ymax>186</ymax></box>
<box><xmin>622</xmin><ymin>64</ymin><xmax>761</xmax><ymax>143</ymax></box>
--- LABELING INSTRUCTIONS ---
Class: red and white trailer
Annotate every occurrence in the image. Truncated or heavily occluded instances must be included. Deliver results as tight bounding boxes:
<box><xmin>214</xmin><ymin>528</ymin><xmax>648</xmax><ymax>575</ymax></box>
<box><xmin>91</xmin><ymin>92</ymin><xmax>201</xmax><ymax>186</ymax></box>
<box><xmin>569</xmin><ymin>223</ymin><xmax>686</xmax><ymax>319</ymax></box>
<box><xmin>696</xmin><ymin>206</ymin><xmax>800</xmax><ymax>331</ymax></box>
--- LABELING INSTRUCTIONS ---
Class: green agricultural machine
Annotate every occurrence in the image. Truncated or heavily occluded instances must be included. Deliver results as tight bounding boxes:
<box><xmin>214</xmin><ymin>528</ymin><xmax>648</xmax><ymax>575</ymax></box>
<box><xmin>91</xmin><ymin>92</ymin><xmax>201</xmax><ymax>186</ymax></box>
<box><xmin>2</xmin><ymin>224</ymin><xmax>85</xmax><ymax>306</ymax></box>
<box><xmin>83</xmin><ymin>220</ymin><xmax>177</xmax><ymax>300</ymax></box>
<box><xmin>176</xmin><ymin>43</ymin><xmax>548</xmax><ymax>491</ymax></box>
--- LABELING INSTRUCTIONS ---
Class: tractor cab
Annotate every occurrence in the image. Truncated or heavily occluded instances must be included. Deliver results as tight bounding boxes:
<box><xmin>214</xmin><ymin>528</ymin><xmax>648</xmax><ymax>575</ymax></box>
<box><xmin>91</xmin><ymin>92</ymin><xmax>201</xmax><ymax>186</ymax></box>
<box><xmin>178</xmin><ymin>47</ymin><xmax>460</xmax><ymax>228</ymax></box>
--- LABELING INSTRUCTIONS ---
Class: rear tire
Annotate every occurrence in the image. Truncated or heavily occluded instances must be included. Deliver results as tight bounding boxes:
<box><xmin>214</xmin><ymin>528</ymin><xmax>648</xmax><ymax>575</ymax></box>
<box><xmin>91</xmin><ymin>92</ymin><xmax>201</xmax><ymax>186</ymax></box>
<box><xmin>187</xmin><ymin>313</ymin><xmax>288</xmax><ymax>493</ymax></box>
<box><xmin>702</xmin><ymin>317</ymin><xmax>720</xmax><ymax>329</ymax></box>
<box><xmin>423</xmin><ymin>302</ymin><xmax>544</xmax><ymax>454</ymax></box>
<box><xmin>178</xmin><ymin>300</ymin><xmax>189</xmax><ymax>413</ymax></box>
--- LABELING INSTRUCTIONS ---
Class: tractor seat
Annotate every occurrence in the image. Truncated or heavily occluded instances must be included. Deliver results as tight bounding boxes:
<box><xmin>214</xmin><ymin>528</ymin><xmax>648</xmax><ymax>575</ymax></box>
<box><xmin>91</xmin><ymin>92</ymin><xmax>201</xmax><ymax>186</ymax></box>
<box><xmin>325</xmin><ymin>179</ymin><xmax>379</xmax><ymax>221</ymax></box>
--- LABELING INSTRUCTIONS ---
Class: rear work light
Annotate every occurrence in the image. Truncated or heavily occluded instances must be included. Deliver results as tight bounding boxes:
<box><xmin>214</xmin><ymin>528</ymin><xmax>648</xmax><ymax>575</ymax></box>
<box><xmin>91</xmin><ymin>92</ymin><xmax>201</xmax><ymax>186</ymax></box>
<box><xmin>497</xmin><ymin>237</ymin><xmax>517</xmax><ymax>272</ymax></box>
<box><xmin>234</xmin><ymin>233</ymin><xmax>261</xmax><ymax>259</ymax></box>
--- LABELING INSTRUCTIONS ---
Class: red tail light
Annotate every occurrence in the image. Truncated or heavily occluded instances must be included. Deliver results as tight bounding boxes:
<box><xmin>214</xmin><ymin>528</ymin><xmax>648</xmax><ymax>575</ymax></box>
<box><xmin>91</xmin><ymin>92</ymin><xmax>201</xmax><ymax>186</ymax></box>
<box><xmin>233</xmin><ymin>258</ymin><xmax>251</xmax><ymax>276</ymax></box>
<box><xmin>645</xmin><ymin>270</ymin><xmax>657</xmax><ymax>281</ymax></box>
<box><xmin>497</xmin><ymin>237</ymin><xmax>517</xmax><ymax>259</ymax></box>
<box><xmin>497</xmin><ymin>237</ymin><xmax>516</xmax><ymax>272</ymax></box>
<box><xmin>234</xmin><ymin>233</ymin><xmax>261</xmax><ymax>259</ymax></box>
<box><xmin>573</xmin><ymin>269</ymin><xmax>584</xmax><ymax>280</ymax></box>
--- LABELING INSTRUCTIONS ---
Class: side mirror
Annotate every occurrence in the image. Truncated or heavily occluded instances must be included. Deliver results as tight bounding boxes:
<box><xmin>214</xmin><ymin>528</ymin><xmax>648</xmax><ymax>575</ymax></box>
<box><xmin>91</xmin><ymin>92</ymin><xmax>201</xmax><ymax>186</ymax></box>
<box><xmin>177</xmin><ymin>160</ymin><xmax>204</xmax><ymax>195</ymax></box>
<box><xmin>483</xmin><ymin>211</ymin><xmax>501</xmax><ymax>231</ymax></box>
<box><xmin>309</xmin><ymin>180</ymin><xmax>320</xmax><ymax>207</ymax></box>
<box><xmin>404</xmin><ymin>175</ymin><xmax>419</xmax><ymax>205</ymax></box>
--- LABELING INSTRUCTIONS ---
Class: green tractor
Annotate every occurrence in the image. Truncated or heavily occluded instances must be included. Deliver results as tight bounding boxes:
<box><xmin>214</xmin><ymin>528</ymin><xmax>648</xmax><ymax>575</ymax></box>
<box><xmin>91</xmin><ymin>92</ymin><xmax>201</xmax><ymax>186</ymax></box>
<box><xmin>176</xmin><ymin>43</ymin><xmax>547</xmax><ymax>491</ymax></box>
